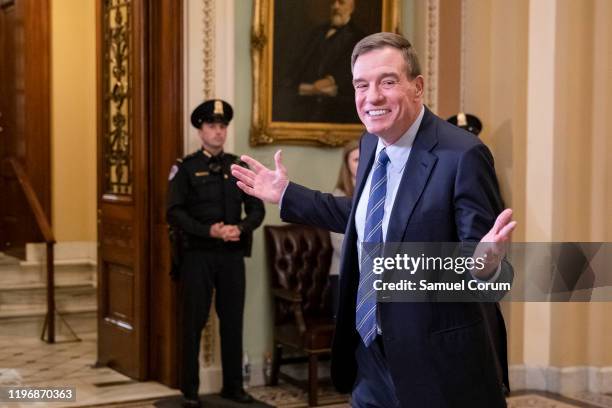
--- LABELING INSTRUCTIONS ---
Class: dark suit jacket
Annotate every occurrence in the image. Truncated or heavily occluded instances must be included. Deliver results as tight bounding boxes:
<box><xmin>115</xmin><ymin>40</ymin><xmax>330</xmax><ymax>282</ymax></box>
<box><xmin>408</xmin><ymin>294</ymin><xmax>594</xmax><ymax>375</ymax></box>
<box><xmin>281</xmin><ymin>108</ymin><xmax>509</xmax><ymax>407</ymax></box>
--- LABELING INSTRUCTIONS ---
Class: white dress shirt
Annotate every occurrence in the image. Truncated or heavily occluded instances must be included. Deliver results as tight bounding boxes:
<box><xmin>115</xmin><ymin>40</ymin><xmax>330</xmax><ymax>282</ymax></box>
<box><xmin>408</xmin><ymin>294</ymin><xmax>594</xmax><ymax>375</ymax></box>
<box><xmin>355</xmin><ymin>106</ymin><xmax>425</xmax><ymax>264</ymax></box>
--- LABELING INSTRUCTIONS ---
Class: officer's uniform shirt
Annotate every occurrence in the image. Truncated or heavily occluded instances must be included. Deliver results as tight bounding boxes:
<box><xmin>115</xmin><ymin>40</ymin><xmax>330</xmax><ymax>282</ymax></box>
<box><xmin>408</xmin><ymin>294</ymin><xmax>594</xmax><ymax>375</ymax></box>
<box><xmin>166</xmin><ymin>148</ymin><xmax>265</xmax><ymax>254</ymax></box>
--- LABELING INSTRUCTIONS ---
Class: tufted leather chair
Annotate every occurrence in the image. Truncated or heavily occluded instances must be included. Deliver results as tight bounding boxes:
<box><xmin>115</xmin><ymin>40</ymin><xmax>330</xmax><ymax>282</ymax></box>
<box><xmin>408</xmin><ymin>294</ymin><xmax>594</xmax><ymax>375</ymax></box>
<box><xmin>264</xmin><ymin>224</ymin><xmax>335</xmax><ymax>406</ymax></box>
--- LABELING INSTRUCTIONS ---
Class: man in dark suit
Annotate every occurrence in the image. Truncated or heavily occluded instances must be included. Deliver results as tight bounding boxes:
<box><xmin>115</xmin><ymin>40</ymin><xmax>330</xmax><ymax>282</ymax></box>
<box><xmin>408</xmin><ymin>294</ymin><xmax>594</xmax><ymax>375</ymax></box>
<box><xmin>232</xmin><ymin>33</ymin><xmax>516</xmax><ymax>407</ymax></box>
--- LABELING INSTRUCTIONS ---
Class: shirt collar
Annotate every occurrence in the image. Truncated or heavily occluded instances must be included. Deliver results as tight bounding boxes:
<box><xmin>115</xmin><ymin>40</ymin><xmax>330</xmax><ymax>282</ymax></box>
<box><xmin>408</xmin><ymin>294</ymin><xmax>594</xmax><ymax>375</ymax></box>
<box><xmin>202</xmin><ymin>148</ymin><xmax>224</xmax><ymax>160</ymax></box>
<box><xmin>375</xmin><ymin>106</ymin><xmax>425</xmax><ymax>173</ymax></box>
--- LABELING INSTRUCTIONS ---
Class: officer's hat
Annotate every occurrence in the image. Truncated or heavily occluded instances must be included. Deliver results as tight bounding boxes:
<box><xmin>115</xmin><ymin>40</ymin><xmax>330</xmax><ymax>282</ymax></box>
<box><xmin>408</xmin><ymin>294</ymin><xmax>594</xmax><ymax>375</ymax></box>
<box><xmin>190</xmin><ymin>99</ymin><xmax>234</xmax><ymax>128</ymax></box>
<box><xmin>447</xmin><ymin>112</ymin><xmax>483</xmax><ymax>136</ymax></box>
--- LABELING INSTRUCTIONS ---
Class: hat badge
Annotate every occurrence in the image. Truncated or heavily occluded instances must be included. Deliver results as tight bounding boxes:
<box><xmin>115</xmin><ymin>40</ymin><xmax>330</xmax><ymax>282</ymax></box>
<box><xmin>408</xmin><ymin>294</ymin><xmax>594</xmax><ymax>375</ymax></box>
<box><xmin>457</xmin><ymin>112</ymin><xmax>467</xmax><ymax>127</ymax></box>
<box><xmin>214</xmin><ymin>100</ymin><xmax>224</xmax><ymax>116</ymax></box>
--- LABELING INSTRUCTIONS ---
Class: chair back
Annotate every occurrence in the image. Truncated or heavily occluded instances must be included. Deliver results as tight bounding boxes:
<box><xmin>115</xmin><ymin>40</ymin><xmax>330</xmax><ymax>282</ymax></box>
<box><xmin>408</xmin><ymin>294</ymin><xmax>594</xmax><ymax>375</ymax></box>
<box><xmin>264</xmin><ymin>224</ymin><xmax>333</xmax><ymax>323</ymax></box>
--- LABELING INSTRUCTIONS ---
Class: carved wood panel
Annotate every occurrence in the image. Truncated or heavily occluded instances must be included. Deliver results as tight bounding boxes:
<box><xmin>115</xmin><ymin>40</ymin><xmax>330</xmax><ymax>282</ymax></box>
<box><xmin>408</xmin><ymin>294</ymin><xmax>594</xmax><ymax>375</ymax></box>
<box><xmin>97</xmin><ymin>0</ymin><xmax>148</xmax><ymax>380</ymax></box>
<box><xmin>102</xmin><ymin>0</ymin><xmax>133</xmax><ymax>197</ymax></box>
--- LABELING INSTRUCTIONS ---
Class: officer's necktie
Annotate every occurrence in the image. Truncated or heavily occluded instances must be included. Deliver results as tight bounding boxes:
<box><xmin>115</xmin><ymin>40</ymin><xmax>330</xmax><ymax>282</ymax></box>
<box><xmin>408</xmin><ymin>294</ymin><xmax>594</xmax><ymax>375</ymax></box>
<box><xmin>356</xmin><ymin>148</ymin><xmax>390</xmax><ymax>347</ymax></box>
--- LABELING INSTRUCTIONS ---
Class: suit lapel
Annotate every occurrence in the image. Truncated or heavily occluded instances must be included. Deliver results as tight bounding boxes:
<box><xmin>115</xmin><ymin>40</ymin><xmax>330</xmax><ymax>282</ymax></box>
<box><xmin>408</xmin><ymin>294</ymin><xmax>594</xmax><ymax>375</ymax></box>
<box><xmin>386</xmin><ymin>108</ymin><xmax>439</xmax><ymax>242</ymax></box>
<box><xmin>353</xmin><ymin>134</ymin><xmax>377</xmax><ymax>205</ymax></box>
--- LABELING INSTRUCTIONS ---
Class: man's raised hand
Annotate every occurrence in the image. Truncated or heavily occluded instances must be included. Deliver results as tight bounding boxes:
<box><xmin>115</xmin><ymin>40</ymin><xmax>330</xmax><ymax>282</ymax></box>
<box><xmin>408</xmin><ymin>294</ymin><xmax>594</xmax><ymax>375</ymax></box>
<box><xmin>231</xmin><ymin>150</ymin><xmax>289</xmax><ymax>204</ymax></box>
<box><xmin>472</xmin><ymin>209</ymin><xmax>517</xmax><ymax>280</ymax></box>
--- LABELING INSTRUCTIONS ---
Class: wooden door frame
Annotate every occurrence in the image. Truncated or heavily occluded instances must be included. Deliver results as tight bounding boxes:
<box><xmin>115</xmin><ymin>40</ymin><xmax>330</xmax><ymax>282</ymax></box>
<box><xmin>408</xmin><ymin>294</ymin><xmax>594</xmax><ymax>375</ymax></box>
<box><xmin>95</xmin><ymin>0</ymin><xmax>183</xmax><ymax>384</ymax></box>
<box><xmin>147</xmin><ymin>0</ymin><xmax>183</xmax><ymax>387</ymax></box>
<box><xmin>0</xmin><ymin>0</ymin><xmax>52</xmax><ymax>252</ymax></box>
<box><xmin>23</xmin><ymin>0</ymin><xmax>52</xmax><ymax>218</ymax></box>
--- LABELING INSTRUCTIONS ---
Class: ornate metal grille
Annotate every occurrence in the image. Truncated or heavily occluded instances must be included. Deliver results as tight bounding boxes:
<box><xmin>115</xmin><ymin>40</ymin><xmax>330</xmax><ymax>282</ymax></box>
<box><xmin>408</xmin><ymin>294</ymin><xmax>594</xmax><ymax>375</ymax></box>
<box><xmin>102</xmin><ymin>0</ymin><xmax>132</xmax><ymax>196</ymax></box>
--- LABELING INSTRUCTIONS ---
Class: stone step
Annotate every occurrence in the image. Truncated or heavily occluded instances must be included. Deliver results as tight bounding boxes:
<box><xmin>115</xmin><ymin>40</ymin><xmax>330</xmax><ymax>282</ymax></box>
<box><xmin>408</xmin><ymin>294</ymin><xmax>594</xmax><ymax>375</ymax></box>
<box><xmin>0</xmin><ymin>310</ymin><xmax>97</xmax><ymax>338</ymax></box>
<box><xmin>0</xmin><ymin>263</ymin><xmax>96</xmax><ymax>287</ymax></box>
<box><xmin>0</xmin><ymin>252</ymin><xmax>20</xmax><ymax>266</ymax></box>
<box><xmin>0</xmin><ymin>278</ymin><xmax>95</xmax><ymax>291</ymax></box>
<box><xmin>0</xmin><ymin>304</ymin><xmax>97</xmax><ymax>319</ymax></box>
<box><xmin>0</xmin><ymin>283</ymin><xmax>96</xmax><ymax>315</ymax></box>
<box><xmin>0</xmin><ymin>254</ymin><xmax>97</xmax><ymax>338</ymax></box>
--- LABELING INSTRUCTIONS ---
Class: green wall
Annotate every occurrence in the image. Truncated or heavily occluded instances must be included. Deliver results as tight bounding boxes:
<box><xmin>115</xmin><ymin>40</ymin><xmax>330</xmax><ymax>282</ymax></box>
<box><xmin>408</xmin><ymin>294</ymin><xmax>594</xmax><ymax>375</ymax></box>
<box><xmin>234</xmin><ymin>0</ymin><xmax>415</xmax><ymax>365</ymax></box>
<box><xmin>234</xmin><ymin>1</ymin><xmax>343</xmax><ymax>365</ymax></box>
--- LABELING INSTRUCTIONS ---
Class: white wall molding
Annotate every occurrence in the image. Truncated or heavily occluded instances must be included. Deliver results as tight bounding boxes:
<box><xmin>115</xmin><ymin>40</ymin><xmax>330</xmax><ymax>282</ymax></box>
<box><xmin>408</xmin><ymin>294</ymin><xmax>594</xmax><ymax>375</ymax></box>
<box><xmin>198</xmin><ymin>366</ymin><xmax>222</xmax><ymax>394</ymax></box>
<box><xmin>183</xmin><ymin>0</ymin><xmax>236</xmax><ymax>374</ymax></box>
<box><xmin>22</xmin><ymin>241</ymin><xmax>97</xmax><ymax>266</ymax></box>
<box><xmin>510</xmin><ymin>365</ymin><xmax>612</xmax><ymax>394</ymax></box>
<box><xmin>547</xmin><ymin>366</ymin><xmax>589</xmax><ymax>394</ymax></box>
<box><xmin>198</xmin><ymin>359</ymin><xmax>328</xmax><ymax>394</ymax></box>
<box><xmin>199</xmin><ymin>361</ymin><xmax>264</xmax><ymax>394</ymax></box>
<box><xmin>459</xmin><ymin>0</ymin><xmax>466</xmax><ymax>112</ymax></box>
<box><xmin>523</xmin><ymin>0</ymin><xmax>557</xmax><ymax>369</ymax></box>
<box><xmin>184</xmin><ymin>0</ymin><xmax>235</xmax><ymax>155</ymax></box>
<box><xmin>184</xmin><ymin>0</ymin><xmax>209</xmax><ymax>154</ymax></box>
<box><xmin>213</xmin><ymin>0</ymin><xmax>235</xmax><ymax>153</ymax></box>
<box><xmin>589</xmin><ymin>366</ymin><xmax>612</xmax><ymax>394</ymax></box>
<box><xmin>424</xmin><ymin>0</ymin><xmax>439</xmax><ymax>113</ymax></box>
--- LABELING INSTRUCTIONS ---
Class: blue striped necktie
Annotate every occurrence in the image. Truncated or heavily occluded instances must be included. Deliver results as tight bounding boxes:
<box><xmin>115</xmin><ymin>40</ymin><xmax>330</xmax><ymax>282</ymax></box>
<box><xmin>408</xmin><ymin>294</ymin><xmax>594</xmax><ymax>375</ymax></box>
<box><xmin>356</xmin><ymin>148</ymin><xmax>390</xmax><ymax>347</ymax></box>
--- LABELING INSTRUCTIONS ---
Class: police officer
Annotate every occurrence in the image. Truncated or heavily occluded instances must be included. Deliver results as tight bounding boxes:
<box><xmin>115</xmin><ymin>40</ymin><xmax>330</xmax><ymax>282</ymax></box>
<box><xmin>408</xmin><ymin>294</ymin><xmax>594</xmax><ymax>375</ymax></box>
<box><xmin>447</xmin><ymin>112</ymin><xmax>483</xmax><ymax>136</ymax></box>
<box><xmin>167</xmin><ymin>99</ymin><xmax>265</xmax><ymax>407</ymax></box>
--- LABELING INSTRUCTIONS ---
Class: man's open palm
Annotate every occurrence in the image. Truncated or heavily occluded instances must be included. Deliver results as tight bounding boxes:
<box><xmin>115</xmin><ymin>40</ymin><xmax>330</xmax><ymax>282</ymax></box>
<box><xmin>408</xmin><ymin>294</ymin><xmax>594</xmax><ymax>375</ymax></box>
<box><xmin>472</xmin><ymin>209</ymin><xmax>517</xmax><ymax>280</ymax></box>
<box><xmin>231</xmin><ymin>150</ymin><xmax>289</xmax><ymax>204</ymax></box>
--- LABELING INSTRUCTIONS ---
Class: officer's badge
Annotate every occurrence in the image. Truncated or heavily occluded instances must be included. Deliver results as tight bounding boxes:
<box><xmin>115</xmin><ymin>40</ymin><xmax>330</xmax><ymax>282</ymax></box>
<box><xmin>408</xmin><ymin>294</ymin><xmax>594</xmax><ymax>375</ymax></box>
<box><xmin>214</xmin><ymin>100</ymin><xmax>224</xmax><ymax>115</ymax></box>
<box><xmin>168</xmin><ymin>165</ymin><xmax>179</xmax><ymax>181</ymax></box>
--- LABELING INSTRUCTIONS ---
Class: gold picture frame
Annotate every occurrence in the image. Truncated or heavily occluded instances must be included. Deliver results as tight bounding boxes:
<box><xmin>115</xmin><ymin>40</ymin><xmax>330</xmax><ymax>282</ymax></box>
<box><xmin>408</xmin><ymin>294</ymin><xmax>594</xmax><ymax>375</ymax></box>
<box><xmin>250</xmin><ymin>0</ymin><xmax>401</xmax><ymax>146</ymax></box>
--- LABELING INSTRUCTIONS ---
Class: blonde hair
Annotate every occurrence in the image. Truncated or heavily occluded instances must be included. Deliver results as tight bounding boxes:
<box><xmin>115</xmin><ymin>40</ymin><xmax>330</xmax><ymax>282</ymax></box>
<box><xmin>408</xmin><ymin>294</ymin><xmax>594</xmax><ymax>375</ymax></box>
<box><xmin>335</xmin><ymin>139</ymin><xmax>359</xmax><ymax>197</ymax></box>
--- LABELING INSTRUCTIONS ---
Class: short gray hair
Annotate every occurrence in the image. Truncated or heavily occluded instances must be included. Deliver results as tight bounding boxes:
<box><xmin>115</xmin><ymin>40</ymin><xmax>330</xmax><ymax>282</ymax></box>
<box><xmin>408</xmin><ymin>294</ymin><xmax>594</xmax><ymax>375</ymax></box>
<box><xmin>351</xmin><ymin>32</ymin><xmax>421</xmax><ymax>78</ymax></box>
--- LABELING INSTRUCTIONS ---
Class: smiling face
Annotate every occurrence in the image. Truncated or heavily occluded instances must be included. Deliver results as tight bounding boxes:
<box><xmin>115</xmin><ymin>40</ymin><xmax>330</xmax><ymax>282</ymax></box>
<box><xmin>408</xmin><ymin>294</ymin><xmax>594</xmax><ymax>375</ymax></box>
<box><xmin>352</xmin><ymin>47</ymin><xmax>424</xmax><ymax>144</ymax></box>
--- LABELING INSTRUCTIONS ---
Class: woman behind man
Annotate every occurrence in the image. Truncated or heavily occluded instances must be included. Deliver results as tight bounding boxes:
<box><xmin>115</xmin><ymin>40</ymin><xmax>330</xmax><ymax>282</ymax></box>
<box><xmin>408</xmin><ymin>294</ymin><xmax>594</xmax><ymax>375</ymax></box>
<box><xmin>329</xmin><ymin>140</ymin><xmax>359</xmax><ymax>317</ymax></box>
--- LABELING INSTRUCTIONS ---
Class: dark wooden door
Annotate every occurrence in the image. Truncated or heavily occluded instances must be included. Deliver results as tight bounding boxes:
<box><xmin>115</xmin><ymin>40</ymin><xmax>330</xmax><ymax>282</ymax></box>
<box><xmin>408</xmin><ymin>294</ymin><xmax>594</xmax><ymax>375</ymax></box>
<box><xmin>0</xmin><ymin>0</ymin><xmax>51</xmax><ymax>257</ymax></box>
<box><xmin>96</xmin><ymin>0</ymin><xmax>183</xmax><ymax>383</ymax></box>
<box><xmin>148</xmin><ymin>0</ymin><xmax>183</xmax><ymax>387</ymax></box>
<box><xmin>0</xmin><ymin>0</ymin><xmax>23</xmax><ymax>253</ymax></box>
<box><xmin>96</xmin><ymin>0</ymin><xmax>149</xmax><ymax>380</ymax></box>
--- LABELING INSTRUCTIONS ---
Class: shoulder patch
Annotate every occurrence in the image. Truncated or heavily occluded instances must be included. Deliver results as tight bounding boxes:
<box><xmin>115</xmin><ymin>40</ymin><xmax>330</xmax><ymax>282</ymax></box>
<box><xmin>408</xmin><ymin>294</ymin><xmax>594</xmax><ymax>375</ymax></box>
<box><xmin>168</xmin><ymin>165</ymin><xmax>179</xmax><ymax>181</ymax></box>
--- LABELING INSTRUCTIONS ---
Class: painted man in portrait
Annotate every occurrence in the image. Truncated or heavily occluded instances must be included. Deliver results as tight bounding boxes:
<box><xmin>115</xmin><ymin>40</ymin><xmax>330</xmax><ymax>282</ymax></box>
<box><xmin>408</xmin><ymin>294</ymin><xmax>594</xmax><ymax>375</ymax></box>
<box><xmin>275</xmin><ymin>0</ymin><xmax>366</xmax><ymax>124</ymax></box>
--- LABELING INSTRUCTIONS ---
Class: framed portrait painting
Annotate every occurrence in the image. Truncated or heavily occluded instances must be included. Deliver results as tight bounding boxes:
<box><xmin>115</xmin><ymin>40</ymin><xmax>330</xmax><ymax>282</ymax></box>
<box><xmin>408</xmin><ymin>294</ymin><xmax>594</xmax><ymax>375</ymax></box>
<box><xmin>250</xmin><ymin>0</ymin><xmax>400</xmax><ymax>146</ymax></box>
